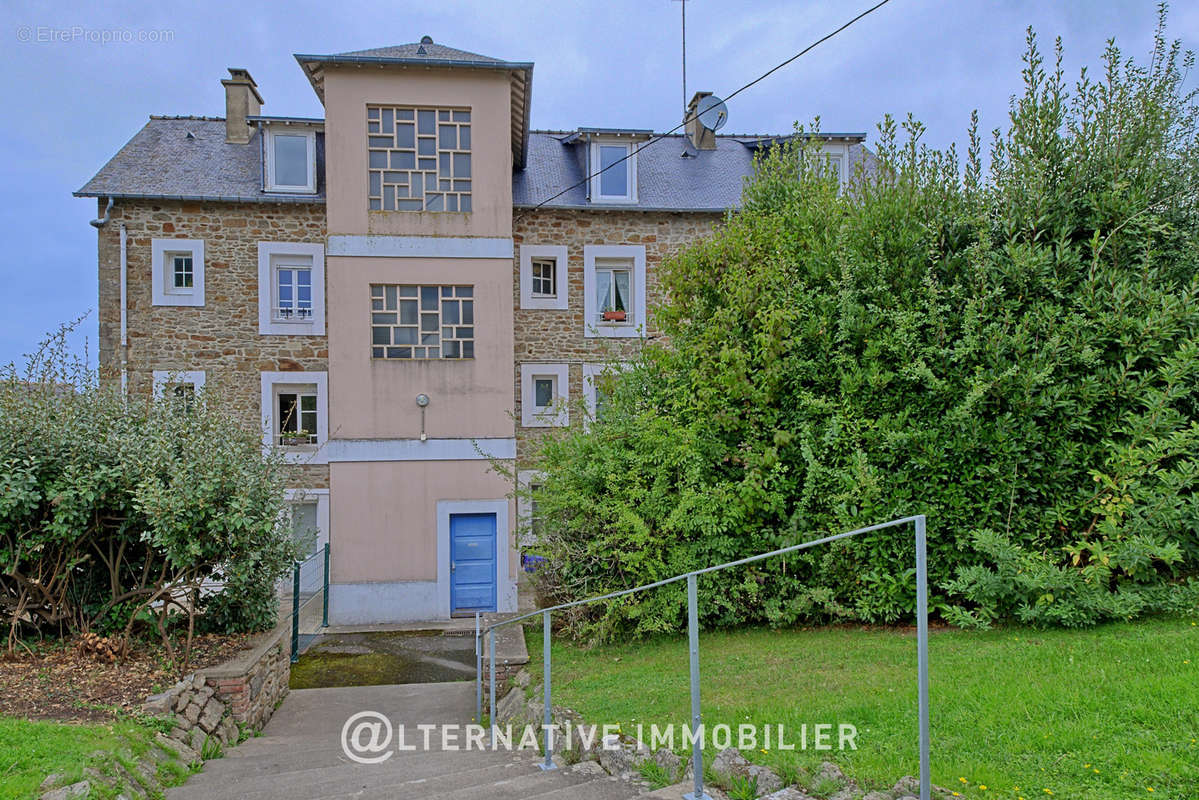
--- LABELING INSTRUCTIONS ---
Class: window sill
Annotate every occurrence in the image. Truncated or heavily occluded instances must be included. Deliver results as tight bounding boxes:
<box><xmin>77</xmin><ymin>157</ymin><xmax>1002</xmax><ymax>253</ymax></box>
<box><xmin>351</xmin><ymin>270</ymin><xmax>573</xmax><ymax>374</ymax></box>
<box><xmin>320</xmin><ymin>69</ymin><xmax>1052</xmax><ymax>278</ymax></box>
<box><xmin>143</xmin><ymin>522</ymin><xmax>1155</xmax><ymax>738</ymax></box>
<box><xmin>370</xmin><ymin>357</ymin><xmax>477</xmax><ymax>363</ymax></box>
<box><xmin>264</xmin><ymin>186</ymin><xmax>317</xmax><ymax>195</ymax></box>
<box><xmin>367</xmin><ymin>210</ymin><xmax>473</xmax><ymax>216</ymax></box>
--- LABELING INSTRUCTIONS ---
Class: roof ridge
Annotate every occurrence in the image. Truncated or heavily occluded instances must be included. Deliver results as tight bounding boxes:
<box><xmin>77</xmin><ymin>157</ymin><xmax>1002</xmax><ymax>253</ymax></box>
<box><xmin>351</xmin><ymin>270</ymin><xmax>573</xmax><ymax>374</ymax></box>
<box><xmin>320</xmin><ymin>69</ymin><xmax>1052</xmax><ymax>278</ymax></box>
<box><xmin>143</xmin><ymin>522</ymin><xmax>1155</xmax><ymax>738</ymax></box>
<box><xmin>149</xmin><ymin>115</ymin><xmax>226</xmax><ymax>122</ymax></box>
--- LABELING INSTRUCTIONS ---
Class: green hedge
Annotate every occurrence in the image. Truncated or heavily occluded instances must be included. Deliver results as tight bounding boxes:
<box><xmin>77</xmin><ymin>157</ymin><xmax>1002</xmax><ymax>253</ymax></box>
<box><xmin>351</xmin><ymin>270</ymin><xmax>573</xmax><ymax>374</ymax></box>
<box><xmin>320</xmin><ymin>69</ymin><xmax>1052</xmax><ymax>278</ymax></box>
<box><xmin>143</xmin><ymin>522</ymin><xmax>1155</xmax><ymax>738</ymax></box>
<box><xmin>524</xmin><ymin>15</ymin><xmax>1199</xmax><ymax>639</ymax></box>
<box><xmin>1</xmin><ymin>323</ymin><xmax>301</xmax><ymax>660</ymax></box>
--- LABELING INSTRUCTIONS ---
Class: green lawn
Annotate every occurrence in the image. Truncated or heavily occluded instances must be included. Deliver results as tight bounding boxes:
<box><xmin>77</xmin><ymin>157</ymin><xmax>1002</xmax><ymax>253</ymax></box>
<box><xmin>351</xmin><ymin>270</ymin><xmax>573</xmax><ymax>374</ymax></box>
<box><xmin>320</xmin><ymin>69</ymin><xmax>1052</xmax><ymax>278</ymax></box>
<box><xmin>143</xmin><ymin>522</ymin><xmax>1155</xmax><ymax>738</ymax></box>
<box><xmin>0</xmin><ymin>717</ymin><xmax>177</xmax><ymax>800</ymax></box>
<box><xmin>524</xmin><ymin>617</ymin><xmax>1198</xmax><ymax>800</ymax></box>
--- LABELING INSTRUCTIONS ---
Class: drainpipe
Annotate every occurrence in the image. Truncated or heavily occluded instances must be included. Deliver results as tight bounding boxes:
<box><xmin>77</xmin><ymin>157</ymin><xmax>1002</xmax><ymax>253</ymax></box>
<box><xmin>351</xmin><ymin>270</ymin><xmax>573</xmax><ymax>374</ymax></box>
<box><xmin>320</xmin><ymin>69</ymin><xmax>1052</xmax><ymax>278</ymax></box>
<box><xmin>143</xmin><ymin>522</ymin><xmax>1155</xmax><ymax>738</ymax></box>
<box><xmin>89</xmin><ymin>196</ymin><xmax>113</xmax><ymax>228</ymax></box>
<box><xmin>119</xmin><ymin>223</ymin><xmax>128</xmax><ymax>394</ymax></box>
<box><xmin>88</xmin><ymin>197</ymin><xmax>128</xmax><ymax>393</ymax></box>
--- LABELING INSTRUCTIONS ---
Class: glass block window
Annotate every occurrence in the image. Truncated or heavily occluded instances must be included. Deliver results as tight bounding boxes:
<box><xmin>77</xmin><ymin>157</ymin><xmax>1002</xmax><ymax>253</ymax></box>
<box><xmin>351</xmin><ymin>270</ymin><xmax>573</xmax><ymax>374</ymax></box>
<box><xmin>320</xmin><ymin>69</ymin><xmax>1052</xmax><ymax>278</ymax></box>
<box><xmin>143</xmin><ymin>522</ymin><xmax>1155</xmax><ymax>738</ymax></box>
<box><xmin>531</xmin><ymin>257</ymin><xmax>557</xmax><ymax>297</ymax></box>
<box><xmin>371</xmin><ymin>284</ymin><xmax>475</xmax><ymax>360</ymax></box>
<box><xmin>367</xmin><ymin>106</ymin><xmax>472</xmax><ymax>212</ymax></box>
<box><xmin>171</xmin><ymin>254</ymin><xmax>193</xmax><ymax>290</ymax></box>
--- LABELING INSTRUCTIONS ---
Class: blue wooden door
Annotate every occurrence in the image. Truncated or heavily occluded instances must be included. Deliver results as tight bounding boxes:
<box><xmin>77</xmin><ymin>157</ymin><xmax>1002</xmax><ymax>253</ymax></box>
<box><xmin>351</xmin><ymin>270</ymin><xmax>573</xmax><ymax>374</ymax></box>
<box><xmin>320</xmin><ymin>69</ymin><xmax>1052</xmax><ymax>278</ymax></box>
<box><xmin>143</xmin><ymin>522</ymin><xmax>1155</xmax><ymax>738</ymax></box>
<box><xmin>450</xmin><ymin>513</ymin><xmax>497</xmax><ymax>613</ymax></box>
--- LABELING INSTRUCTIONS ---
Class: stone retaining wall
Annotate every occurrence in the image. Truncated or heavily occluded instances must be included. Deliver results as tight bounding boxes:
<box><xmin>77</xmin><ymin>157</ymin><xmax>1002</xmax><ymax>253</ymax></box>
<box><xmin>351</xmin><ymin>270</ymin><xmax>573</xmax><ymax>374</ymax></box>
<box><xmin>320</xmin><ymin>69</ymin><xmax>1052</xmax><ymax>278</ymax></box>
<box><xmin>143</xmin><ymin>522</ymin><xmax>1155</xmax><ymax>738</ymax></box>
<box><xmin>142</xmin><ymin>622</ymin><xmax>290</xmax><ymax>757</ymax></box>
<box><xmin>202</xmin><ymin>623</ymin><xmax>290</xmax><ymax>730</ymax></box>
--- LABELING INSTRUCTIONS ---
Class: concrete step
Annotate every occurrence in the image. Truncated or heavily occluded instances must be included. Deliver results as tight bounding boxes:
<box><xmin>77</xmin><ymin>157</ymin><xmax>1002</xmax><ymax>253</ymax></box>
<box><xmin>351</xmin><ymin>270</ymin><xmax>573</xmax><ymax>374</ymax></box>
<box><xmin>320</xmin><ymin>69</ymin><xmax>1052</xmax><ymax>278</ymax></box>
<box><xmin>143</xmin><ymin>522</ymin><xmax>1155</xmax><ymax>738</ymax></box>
<box><xmin>166</xmin><ymin>681</ymin><xmax>643</xmax><ymax>800</ymax></box>
<box><xmin>313</xmin><ymin>762</ymin><xmax>623</xmax><ymax>800</ymax></box>
<box><xmin>173</xmin><ymin>751</ymin><xmax>537</xmax><ymax>799</ymax></box>
<box><xmin>227</xmin><ymin>757</ymin><xmax>547</xmax><ymax>800</ymax></box>
<box><xmin>175</xmin><ymin>746</ymin><xmax>526</xmax><ymax>791</ymax></box>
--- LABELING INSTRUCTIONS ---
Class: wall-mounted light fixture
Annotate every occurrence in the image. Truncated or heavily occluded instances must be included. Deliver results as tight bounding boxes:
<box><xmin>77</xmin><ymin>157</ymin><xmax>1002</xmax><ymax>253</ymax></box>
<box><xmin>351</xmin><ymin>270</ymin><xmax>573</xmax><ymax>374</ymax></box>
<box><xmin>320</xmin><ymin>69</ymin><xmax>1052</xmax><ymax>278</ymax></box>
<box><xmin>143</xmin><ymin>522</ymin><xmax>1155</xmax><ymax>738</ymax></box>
<box><xmin>416</xmin><ymin>393</ymin><xmax>430</xmax><ymax>441</ymax></box>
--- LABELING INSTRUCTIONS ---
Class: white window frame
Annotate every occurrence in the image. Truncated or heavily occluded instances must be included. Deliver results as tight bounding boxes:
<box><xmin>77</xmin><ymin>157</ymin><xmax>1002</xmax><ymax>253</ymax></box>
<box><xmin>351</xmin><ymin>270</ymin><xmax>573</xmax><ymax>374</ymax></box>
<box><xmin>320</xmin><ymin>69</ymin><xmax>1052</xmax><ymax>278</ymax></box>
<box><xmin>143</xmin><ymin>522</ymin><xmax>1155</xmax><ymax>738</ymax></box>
<box><xmin>818</xmin><ymin>142</ymin><xmax>850</xmax><ymax>191</ymax></box>
<box><xmin>516</xmin><ymin>469</ymin><xmax>547</xmax><ymax>548</ymax></box>
<box><xmin>283</xmin><ymin>488</ymin><xmax>329</xmax><ymax>559</ymax></box>
<box><xmin>582</xmin><ymin>362</ymin><xmax>630</xmax><ymax>430</ymax></box>
<box><xmin>582</xmin><ymin>245</ymin><xmax>646</xmax><ymax>339</ymax></box>
<box><xmin>265</xmin><ymin>127</ymin><xmax>317</xmax><ymax>194</ymax></box>
<box><xmin>151</xmin><ymin>239</ymin><xmax>205</xmax><ymax>307</ymax></box>
<box><xmin>519</xmin><ymin>245</ymin><xmax>568</xmax><ymax>310</ymax></box>
<box><xmin>589</xmin><ymin>139</ymin><xmax>638</xmax><ymax>204</ymax></box>
<box><xmin>260</xmin><ymin>371</ymin><xmax>328</xmax><ymax>464</ymax></box>
<box><xmin>519</xmin><ymin>363</ymin><xmax>569</xmax><ymax>427</ymax></box>
<box><xmin>258</xmin><ymin>242</ymin><xmax>326</xmax><ymax>335</ymax></box>
<box><xmin>152</xmin><ymin>369</ymin><xmax>206</xmax><ymax>398</ymax></box>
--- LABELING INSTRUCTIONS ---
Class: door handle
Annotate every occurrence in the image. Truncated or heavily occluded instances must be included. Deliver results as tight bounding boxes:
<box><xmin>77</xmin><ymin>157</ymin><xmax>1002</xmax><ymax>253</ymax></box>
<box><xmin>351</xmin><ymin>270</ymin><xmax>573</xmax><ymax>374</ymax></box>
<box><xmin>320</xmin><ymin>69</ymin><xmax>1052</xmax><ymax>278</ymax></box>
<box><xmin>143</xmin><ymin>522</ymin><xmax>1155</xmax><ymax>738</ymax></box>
<box><xmin>451</xmin><ymin>561</ymin><xmax>456</xmax><ymax>573</ymax></box>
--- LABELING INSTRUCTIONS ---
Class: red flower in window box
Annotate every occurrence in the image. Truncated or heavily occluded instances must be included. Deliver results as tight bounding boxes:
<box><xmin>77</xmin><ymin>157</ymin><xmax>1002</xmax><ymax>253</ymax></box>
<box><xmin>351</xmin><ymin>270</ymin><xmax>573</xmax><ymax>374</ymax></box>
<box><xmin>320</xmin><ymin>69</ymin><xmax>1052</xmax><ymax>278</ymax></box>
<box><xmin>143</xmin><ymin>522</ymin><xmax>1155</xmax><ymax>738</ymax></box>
<box><xmin>602</xmin><ymin>310</ymin><xmax>627</xmax><ymax>322</ymax></box>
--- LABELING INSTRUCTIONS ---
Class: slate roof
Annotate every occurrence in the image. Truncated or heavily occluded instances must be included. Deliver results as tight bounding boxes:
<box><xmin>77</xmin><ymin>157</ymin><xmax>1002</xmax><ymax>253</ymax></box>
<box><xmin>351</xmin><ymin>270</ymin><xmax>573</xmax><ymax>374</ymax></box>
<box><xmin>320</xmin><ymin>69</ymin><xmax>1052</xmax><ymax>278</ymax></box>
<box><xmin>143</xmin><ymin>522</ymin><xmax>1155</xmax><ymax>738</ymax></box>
<box><xmin>516</xmin><ymin>131</ymin><xmax>872</xmax><ymax>211</ymax></box>
<box><xmin>294</xmin><ymin>39</ymin><xmax>534</xmax><ymax>167</ymax></box>
<box><xmin>75</xmin><ymin>117</ymin><xmax>325</xmax><ymax>203</ymax></box>
<box><xmin>330</xmin><ymin>42</ymin><xmax>509</xmax><ymax>65</ymax></box>
<box><xmin>76</xmin><ymin>118</ymin><xmax>871</xmax><ymax>212</ymax></box>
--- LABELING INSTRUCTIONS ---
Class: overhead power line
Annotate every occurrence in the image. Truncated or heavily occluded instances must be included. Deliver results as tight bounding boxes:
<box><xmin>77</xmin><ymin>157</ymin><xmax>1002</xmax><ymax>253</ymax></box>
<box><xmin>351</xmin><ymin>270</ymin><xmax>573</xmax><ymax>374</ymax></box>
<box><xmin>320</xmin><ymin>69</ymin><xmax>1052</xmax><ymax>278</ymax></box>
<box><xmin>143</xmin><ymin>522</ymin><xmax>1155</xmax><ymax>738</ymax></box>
<box><xmin>514</xmin><ymin>0</ymin><xmax>895</xmax><ymax>221</ymax></box>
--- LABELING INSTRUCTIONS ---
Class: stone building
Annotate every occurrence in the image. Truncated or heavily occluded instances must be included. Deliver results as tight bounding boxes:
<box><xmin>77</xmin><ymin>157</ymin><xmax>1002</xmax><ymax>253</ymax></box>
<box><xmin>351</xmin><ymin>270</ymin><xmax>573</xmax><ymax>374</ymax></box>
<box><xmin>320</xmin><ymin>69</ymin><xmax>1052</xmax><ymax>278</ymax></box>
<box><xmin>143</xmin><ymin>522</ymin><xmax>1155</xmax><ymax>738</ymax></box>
<box><xmin>77</xmin><ymin>39</ymin><xmax>868</xmax><ymax>624</ymax></box>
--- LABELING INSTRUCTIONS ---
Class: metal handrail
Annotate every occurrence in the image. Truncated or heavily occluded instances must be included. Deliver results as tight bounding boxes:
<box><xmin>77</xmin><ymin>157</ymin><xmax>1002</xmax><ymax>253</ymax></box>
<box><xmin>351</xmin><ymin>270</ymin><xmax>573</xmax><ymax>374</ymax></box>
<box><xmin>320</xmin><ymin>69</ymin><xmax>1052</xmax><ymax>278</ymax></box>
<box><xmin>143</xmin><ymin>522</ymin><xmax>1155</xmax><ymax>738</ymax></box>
<box><xmin>475</xmin><ymin>515</ymin><xmax>931</xmax><ymax>800</ymax></box>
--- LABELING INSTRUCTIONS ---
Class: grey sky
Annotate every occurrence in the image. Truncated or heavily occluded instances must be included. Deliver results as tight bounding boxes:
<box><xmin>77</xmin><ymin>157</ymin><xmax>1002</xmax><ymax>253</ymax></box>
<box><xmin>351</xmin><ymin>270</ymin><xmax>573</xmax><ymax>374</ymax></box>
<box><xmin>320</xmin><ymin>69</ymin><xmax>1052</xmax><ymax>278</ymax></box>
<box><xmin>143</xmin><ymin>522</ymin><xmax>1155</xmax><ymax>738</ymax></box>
<box><xmin>1</xmin><ymin>0</ymin><xmax>1194</xmax><ymax>368</ymax></box>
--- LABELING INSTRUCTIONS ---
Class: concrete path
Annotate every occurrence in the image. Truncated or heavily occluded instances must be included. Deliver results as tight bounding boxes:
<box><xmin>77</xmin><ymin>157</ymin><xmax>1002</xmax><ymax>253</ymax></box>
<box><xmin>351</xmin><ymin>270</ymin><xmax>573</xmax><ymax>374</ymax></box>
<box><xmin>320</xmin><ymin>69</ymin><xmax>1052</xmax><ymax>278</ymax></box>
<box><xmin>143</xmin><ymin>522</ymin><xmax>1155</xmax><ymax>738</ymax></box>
<box><xmin>167</xmin><ymin>683</ymin><xmax>643</xmax><ymax>800</ymax></box>
<box><xmin>291</xmin><ymin>617</ymin><xmax>529</xmax><ymax>688</ymax></box>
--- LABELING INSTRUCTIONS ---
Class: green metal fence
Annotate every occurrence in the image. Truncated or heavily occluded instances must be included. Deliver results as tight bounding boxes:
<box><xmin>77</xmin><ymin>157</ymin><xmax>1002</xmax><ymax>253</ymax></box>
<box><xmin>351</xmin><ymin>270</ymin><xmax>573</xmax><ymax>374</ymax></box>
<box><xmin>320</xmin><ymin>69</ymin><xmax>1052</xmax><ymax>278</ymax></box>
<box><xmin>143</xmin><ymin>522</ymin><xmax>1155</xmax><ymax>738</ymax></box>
<box><xmin>283</xmin><ymin>542</ymin><xmax>330</xmax><ymax>662</ymax></box>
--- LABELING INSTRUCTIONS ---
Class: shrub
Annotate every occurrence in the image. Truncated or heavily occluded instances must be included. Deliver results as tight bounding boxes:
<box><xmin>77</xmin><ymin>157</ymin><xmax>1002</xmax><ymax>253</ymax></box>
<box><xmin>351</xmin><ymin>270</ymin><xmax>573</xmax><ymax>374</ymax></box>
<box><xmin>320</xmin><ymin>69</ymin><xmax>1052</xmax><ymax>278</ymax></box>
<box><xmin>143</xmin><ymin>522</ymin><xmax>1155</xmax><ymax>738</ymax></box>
<box><xmin>524</xmin><ymin>11</ymin><xmax>1199</xmax><ymax>639</ymax></box>
<box><xmin>0</xmin><ymin>321</ymin><xmax>300</xmax><ymax>663</ymax></box>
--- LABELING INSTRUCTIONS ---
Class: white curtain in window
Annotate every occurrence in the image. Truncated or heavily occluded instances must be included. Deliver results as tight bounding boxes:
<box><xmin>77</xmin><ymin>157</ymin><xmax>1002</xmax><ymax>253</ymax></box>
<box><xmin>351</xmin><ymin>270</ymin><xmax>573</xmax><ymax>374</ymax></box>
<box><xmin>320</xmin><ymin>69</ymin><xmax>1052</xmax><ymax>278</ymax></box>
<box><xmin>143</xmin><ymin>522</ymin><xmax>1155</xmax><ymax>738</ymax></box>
<box><xmin>613</xmin><ymin>270</ymin><xmax>630</xmax><ymax>312</ymax></box>
<box><xmin>596</xmin><ymin>269</ymin><xmax>613</xmax><ymax>312</ymax></box>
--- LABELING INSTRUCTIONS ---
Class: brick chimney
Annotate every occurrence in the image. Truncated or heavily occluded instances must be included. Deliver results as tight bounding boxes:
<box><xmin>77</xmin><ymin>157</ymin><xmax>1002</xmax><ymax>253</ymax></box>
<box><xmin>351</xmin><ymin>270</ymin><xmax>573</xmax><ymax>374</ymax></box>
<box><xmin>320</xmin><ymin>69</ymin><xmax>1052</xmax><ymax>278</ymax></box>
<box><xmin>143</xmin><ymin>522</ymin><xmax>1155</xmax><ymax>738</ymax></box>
<box><xmin>221</xmin><ymin>68</ymin><xmax>262</xmax><ymax>144</ymax></box>
<box><xmin>685</xmin><ymin>91</ymin><xmax>718</xmax><ymax>151</ymax></box>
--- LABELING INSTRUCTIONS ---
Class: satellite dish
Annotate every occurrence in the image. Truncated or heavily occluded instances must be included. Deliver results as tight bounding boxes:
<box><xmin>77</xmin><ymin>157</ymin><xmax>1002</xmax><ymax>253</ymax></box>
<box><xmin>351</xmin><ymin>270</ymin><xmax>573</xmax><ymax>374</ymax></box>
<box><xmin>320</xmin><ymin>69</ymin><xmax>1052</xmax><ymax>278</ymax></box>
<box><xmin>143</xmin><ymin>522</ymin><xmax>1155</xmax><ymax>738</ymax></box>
<box><xmin>696</xmin><ymin>94</ymin><xmax>728</xmax><ymax>131</ymax></box>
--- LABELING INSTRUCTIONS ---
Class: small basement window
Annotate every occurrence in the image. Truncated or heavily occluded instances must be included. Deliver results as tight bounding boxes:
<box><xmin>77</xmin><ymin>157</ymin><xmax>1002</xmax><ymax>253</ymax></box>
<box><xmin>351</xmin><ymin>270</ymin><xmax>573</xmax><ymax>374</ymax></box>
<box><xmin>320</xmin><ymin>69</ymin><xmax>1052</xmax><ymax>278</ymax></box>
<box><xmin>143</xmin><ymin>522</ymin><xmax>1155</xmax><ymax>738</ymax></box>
<box><xmin>169</xmin><ymin>253</ymin><xmax>193</xmax><ymax>291</ymax></box>
<box><xmin>152</xmin><ymin>239</ymin><xmax>205</xmax><ymax>307</ymax></box>
<box><xmin>152</xmin><ymin>370</ymin><xmax>206</xmax><ymax>405</ymax></box>
<box><xmin>520</xmin><ymin>363</ymin><xmax>568</xmax><ymax>427</ymax></box>
<box><xmin>519</xmin><ymin>245</ymin><xmax>568</xmax><ymax>310</ymax></box>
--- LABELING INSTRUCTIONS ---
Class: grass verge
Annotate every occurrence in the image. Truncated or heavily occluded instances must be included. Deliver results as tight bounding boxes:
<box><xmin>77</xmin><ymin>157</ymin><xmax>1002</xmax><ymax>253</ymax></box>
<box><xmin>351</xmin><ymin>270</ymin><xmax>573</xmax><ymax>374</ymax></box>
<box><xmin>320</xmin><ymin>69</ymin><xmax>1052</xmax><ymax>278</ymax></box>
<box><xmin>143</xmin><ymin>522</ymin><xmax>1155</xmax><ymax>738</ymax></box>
<box><xmin>525</xmin><ymin>616</ymin><xmax>1198</xmax><ymax>799</ymax></box>
<box><xmin>0</xmin><ymin>716</ymin><xmax>166</xmax><ymax>799</ymax></box>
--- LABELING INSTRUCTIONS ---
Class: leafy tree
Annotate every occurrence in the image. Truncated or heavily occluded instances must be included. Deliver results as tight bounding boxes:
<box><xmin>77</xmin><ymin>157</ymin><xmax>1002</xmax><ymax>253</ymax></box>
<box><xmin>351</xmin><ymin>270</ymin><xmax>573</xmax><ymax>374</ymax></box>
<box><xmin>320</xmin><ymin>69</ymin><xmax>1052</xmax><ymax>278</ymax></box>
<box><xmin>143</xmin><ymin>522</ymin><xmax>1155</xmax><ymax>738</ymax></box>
<box><xmin>0</xmin><ymin>321</ymin><xmax>301</xmax><ymax>666</ymax></box>
<box><xmin>524</xmin><ymin>9</ymin><xmax>1199</xmax><ymax>640</ymax></box>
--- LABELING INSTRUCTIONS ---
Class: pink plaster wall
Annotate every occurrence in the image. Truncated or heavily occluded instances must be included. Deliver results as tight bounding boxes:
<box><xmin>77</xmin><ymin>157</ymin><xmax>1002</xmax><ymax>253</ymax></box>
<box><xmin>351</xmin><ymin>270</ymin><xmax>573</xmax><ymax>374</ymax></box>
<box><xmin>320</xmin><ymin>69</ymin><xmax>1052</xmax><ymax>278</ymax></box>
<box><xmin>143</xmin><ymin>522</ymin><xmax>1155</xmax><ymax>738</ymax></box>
<box><xmin>326</xmin><ymin>255</ymin><xmax>514</xmax><ymax>439</ymax></box>
<box><xmin>322</xmin><ymin>65</ymin><xmax>513</xmax><ymax>239</ymax></box>
<box><xmin>330</xmin><ymin>460</ymin><xmax>514</xmax><ymax>583</ymax></box>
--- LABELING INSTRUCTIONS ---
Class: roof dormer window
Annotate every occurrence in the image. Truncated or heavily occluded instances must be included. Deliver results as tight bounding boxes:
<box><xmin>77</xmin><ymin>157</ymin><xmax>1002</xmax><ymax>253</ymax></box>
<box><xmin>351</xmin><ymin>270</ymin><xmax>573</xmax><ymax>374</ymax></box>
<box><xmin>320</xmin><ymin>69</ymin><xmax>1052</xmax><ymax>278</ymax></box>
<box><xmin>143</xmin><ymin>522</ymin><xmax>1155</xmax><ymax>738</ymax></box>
<box><xmin>588</xmin><ymin>138</ymin><xmax>638</xmax><ymax>204</ymax></box>
<box><xmin>265</xmin><ymin>126</ymin><xmax>317</xmax><ymax>194</ymax></box>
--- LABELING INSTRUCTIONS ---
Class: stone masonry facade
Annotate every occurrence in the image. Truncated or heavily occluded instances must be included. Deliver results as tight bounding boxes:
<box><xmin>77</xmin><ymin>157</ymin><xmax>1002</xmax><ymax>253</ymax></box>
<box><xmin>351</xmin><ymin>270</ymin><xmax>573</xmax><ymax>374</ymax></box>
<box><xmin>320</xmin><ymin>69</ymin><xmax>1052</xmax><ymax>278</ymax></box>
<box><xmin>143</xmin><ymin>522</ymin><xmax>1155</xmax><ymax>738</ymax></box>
<box><xmin>95</xmin><ymin>198</ymin><xmax>329</xmax><ymax>488</ymax></box>
<box><xmin>511</xmin><ymin>208</ymin><xmax>722</xmax><ymax>463</ymax></box>
<box><xmin>95</xmin><ymin>200</ymin><xmax>723</xmax><ymax>481</ymax></box>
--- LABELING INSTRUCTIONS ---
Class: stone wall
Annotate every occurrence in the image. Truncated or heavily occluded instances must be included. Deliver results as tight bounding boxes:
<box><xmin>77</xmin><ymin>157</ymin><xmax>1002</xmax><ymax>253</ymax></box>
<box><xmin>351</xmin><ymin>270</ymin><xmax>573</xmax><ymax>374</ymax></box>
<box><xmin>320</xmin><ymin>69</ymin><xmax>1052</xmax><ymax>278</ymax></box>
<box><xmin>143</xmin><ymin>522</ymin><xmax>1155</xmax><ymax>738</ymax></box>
<box><xmin>95</xmin><ymin>198</ymin><xmax>329</xmax><ymax>488</ymax></box>
<box><xmin>143</xmin><ymin>623</ymin><xmax>290</xmax><ymax>747</ymax></box>
<box><xmin>202</xmin><ymin>623</ymin><xmax>291</xmax><ymax>730</ymax></box>
<box><xmin>95</xmin><ymin>199</ymin><xmax>724</xmax><ymax>476</ymax></box>
<box><xmin>511</xmin><ymin>208</ymin><xmax>721</xmax><ymax>463</ymax></box>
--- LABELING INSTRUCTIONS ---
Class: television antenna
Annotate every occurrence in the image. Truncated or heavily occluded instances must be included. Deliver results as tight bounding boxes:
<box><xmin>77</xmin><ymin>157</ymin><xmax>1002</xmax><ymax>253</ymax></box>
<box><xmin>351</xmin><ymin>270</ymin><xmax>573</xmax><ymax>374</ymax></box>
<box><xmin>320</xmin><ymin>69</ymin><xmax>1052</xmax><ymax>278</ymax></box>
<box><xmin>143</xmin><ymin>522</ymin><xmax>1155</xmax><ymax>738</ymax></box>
<box><xmin>672</xmin><ymin>0</ymin><xmax>688</xmax><ymax>117</ymax></box>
